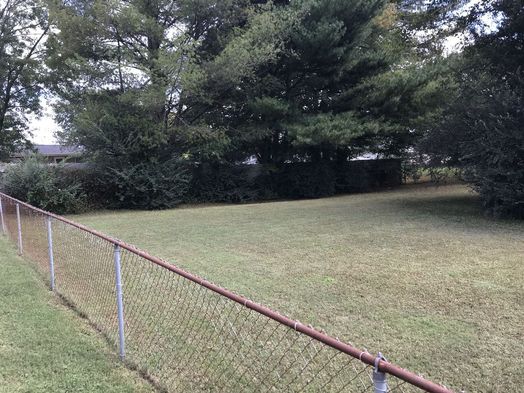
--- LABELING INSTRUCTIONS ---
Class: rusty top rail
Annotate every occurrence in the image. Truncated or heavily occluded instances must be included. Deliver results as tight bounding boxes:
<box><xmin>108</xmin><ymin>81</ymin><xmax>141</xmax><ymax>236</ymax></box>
<box><xmin>0</xmin><ymin>192</ymin><xmax>452</xmax><ymax>393</ymax></box>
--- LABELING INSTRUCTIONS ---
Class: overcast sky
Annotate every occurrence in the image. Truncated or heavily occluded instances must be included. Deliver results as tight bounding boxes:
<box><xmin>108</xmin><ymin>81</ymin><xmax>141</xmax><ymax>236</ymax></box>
<box><xmin>29</xmin><ymin>102</ymin><xmax>57</xmax><ymax>144</ymax></box>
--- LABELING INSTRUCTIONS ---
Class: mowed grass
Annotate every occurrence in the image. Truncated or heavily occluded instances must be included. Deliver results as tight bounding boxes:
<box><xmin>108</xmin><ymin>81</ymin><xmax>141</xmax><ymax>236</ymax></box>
<box><xmin>72</xmin><ymin>184</ymin><xmax>524</xmax><ymax>392</ymax></box>
<box><xmin>0</xmin><ymin>237</ymin><xmax>154</xmax><ymax>393</ymax></box>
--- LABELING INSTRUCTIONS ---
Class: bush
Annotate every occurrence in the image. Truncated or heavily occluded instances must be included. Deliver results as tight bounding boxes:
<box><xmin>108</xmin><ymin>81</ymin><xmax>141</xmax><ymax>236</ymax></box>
<box><xmin>1</xmin><ymin>155</ymin><xmax>87</xmax><ymax>214</ymax></box>
<box><xmin>3</xmin><ymin>157</ymin><xmax>402</xmax><ymax>210</ymax></box>
<box><xmin>93</xmin><ymin>159</ymin><xmax>192</xmax><ymax>210</ymax></box>
<box><xmin>189</xmin><ymin>163</ymin><xmax>275</xmax><ymax>203</ymax></box>
<box><xmin>274</xmin><ymin>163</ymin><xmax>336</xmax><ymax>199</ymax></box>
<box><xmin>334</xmin><ymin>159</ymin><xmax>402</xmax><ymax>192</ymax></box>
<box><xmin>421</xmin><ymin>72</ymin><xmax>524</xmax><ymax>218</ymax></box>
<box><xmin>189</xmin><ymin>160</ymin><xmax>402</xmax><ymax>203</ymax></box>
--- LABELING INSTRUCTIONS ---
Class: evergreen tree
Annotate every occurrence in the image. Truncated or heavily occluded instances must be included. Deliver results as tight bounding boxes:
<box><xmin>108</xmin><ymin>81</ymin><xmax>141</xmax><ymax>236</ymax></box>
<box><xmin>182</xmin><ymin>0</ymin><xmax>449</xmax><ymax>164</ymax></box>
<box><xmin>418</xmin><ymin>0</ymin><xmax>524</xmax><ymax>217</ymax></box>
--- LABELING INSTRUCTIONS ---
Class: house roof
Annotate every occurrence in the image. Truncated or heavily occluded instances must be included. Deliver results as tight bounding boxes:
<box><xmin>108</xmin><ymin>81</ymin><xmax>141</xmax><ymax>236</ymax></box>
<box><xmin>12</xmin><ymin>144</ymin><xmax>82</xmax><ymax>157</ymax></box>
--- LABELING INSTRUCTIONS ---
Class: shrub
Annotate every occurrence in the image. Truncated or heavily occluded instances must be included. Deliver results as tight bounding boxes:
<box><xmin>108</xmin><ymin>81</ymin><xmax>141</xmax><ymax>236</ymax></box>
<box><xmin>189</xmin><ymin>163</ymin><xmax>275</xmax><ymax>203</ymax></box>
<box><xmin>189</xmin><ymin>160</ymin><xmax>402</xmax><ymax>203</ymax></box>
<box><xmin>274</xmin><ymin>162</ymin><xmax>336</xmax><ymax>199</ymax></box>
<box><xmin>1</xmin><ymin>155</ymin><xmax>87</xmax><ymax>214</ymax></box>
<box><xmin>334</xmin><ymin>159</ymin><xmax>402</xmax><ymax>192</ymax></box>
<box><xmin>93</xmin><ymin>158</ymin><xmax>192</xmax><ymax>210</ymax></box>
<box><xmin>420</xmin><ymin>66</ymin><xmax>524</xmax><ymax>218</ymax></box>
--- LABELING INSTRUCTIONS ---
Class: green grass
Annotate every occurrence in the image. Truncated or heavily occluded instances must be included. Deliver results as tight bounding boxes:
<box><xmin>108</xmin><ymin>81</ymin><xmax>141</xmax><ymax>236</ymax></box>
<box><xmin>0</xmin><ymin>236</ymin><xmax>154</xmax><ymax>393</ymax></box>
<box><xmin>71</xmin><ymin>184</ymin><xmax>523</xmax><ymax>392</ymax></box>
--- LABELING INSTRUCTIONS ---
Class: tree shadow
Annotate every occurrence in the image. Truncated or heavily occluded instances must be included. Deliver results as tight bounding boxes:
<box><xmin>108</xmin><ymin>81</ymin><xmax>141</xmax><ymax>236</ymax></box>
<box><xmin>391</xmin><ymin>188</ymin><xmax>485</xmax><ymax>221</ymax></box>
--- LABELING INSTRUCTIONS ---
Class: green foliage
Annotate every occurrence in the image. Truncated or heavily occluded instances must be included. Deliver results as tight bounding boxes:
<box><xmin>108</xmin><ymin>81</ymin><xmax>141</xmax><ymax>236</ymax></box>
<box><xmin>189</xmin><ymin>163</ymin><xmax>275</xmax><ymax>203</ymax></box>
<box><xmin>418</xmin><ymin>0</ymin><xmax>524</xmax><ymax>218</ymax></box>
<box><xmin>401</xmin><ymin>159</ymin><xmax>462</xmax><ymax>185</ymax></box>
<box><xmin>187</xmin><ymin>0</ymin><xmax>422</xmax><ymax>162</ymax></box>
<box><xmin>189</xmin><ymin>160</ymin><xmax>402</xmax><ymax>203</ymax></box>
<box><xmin>1</xmin><ymin>155</ymin><xmax>87</xmax><ymax>214</ymax></box>
<box><xmin>0</xmin><ymin>0</ymin><xmax>48</xmax><ymax>159</ymax></box>
<box><xmin>37</xmin><ymin>0</ymin><xmax>521</xmax><ymax>217</ymax></box>
<box><xmin>275</xmin><ymin>163</ymin><xmax>336</xmax><ymax>198</ymax></box>
<box><xmin>221</xmin><ymin>0</ymin><xmax>449</xmax><ymax>162</ymax></box>
<box><xmin>334</xmin><ymin>159</ymin><xmax>402</xmax><ymax>192</ymax></box>
<box><xmin>92</xmin><ymin>159</ymin><xmax>192</xmax><ymax>210</ymax></box>
<box><xmin>48</xmin><ymin>0</ymin><xmax>432</xmax><ymax>167</ymax></box>
<box><xmin>424</xmin><ymin>74</ymin><xmax>524</xmax><ymax>217</ymax></box>
<box><xmin>56</xmin><ymin>91</ymin><xmax>169</xmax><ymax>162</ymax></box>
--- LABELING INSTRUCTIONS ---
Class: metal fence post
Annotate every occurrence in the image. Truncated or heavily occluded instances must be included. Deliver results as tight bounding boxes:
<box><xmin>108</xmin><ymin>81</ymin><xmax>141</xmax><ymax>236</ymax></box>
<box><xmin>0</xmin><ymin>197</ymin><xmax>5</xmax><ymax>235</ymax></box>
<box><xmin>46</xmin><ymin>217</ymin><xmax>56</xmax><ymax>291</ymax></box>
<box><xmin>113</xmin><ymin>244</ymin><xmax>126</xmax><ymax>360</ymax></box>
<box><xmin>16</xmin><ymin>203</ymin><xmax>23</xmax><ymax>255</ymax></box>
<box><xmin>373</xmin><ymin>353</ymin><xmax>388</xmax><ymax>393</ymax></box>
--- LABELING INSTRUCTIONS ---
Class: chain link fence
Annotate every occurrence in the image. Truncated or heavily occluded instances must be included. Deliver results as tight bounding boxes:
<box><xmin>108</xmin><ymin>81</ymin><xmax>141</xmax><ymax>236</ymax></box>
<box><xmin>0</xmin><ymin>193</ymin><xmax>452</xmax><ymax>393</ymax></box>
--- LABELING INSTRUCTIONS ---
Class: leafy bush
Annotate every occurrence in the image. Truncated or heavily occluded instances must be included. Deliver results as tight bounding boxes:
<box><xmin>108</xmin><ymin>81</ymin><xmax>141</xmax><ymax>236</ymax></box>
<box><xmin>274</xmin><ymin>163</ymin><xmax>336</xmax><ymax>199</ymax></box>
<box><xmin>93</xmin><ymin>159</ymin><xmax>192</xmax><ymax>210</ymax></box>
<box><xmin>189</xmin><ymin>163</ymin><xmax>275</xmax><ymax>203</ymax></box>
<box><xmin>189</xmin><ymin>160</ymin><xmax>402</xmax><ymax>203</ymax></box>
<box><xmin>334</xmin><ymin>159</ymin><xmax>402</xmax><ymax>192</ymax></box>
<box><xmin>1</xmin><ymin>155</ymin><xmax>87</xmax><ymax>214</ymax></box>
<box><xmin>401</xmin><ymin>156</ymin><xmax>462</xmax><ymax>185</ymax></box>
<box><xmin>466</xmin><ymin>82</ymin><xmax>524</xmax><ymax>218</ymax></box>
<box><xmin>421</xmin><ymin>72</ymin><xmax>524</xmax><ymax>218</ymax></box>
<box><xmin>4</xmin><ymin>156</ymin><xmax>402</xmax><ymax>211</ymax></box>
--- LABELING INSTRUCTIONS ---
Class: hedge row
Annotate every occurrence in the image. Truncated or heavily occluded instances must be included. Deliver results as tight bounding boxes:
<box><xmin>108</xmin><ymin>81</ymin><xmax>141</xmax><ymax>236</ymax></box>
<box><xmin>187</xmin><ymin>159</ymin><xmax>402</xmax><ymax>203</ymax></box>
<box><xmin>2</xmin><ymin>158</ymin><xmax>401</xmax><ymax>212</ymax></box>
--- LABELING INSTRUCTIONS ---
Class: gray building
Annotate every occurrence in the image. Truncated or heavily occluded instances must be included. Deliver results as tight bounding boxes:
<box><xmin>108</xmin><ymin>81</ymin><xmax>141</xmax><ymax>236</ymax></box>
<box><xmin>11</xmin><ymin>144</ymin><xmax>82</xmax><ymax>164</ymax></box>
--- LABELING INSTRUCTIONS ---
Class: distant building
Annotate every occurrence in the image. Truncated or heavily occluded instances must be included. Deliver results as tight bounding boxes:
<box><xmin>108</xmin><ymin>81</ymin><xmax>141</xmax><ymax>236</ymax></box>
<box><xmin>11</xmin><ymin>144</ymin><xmax>83</xmax><ymax>164</ymax></box>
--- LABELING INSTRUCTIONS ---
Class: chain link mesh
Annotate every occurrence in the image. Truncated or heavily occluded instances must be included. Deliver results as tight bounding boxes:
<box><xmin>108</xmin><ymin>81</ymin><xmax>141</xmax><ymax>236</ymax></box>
<box><xmin>0</xmin><ymin>195</ymin><xmax>447</xmax><ymax>393</ymax></box>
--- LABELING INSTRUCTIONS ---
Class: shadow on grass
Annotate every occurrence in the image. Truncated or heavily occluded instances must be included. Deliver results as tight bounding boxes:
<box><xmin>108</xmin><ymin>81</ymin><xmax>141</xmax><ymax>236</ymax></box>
<box><xmin>391</xmin><ymin>187</ymin><xmax>485</xmax><ymax>220</ymax></box>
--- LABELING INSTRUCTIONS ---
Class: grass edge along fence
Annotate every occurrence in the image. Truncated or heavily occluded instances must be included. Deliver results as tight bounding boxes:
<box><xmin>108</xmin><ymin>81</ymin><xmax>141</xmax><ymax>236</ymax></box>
<box><xmin>0</xmin><ymin>192</ymin><xmax>452</xmax><ymax>393</ymax></box>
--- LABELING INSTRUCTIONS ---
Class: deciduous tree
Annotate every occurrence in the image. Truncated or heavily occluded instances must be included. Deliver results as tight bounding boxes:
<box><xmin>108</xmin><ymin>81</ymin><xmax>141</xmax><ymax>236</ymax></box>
<box><xmin>0</xmin><ymin>0</ymin><xmax>48</xmax><ymax>159</ymax></box>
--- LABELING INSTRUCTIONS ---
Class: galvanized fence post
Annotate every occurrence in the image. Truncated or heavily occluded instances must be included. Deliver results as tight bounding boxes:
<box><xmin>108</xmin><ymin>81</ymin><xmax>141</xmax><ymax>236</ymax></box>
<box><xmin>373</xmin><ymin>353</ymin><xmax>388</xmax><ymax>393</ymax></box>
<box><xmin>46</xmin><ymin>217</ymin><xmax>56</xmax><ymax>291</ymax></box>
<box><xmin>16</xmin><ymin>203</ymin><xmax>23</xmax><ymax>255</ymax></box>
<box><xmin>113</xmin><ymin>244</ymin><xmax>126</xmax><ymax>360</ymax></box>
<box><xmin>0</xmin><ymin>196</ymin><xmax>5</xmax><ymax>235</ymax></box>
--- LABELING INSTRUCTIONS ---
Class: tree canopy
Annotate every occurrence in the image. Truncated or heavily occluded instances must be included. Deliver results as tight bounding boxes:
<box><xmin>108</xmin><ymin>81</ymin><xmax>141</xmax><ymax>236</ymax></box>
<box><xmin>0</xmin><ymin>0</ymin><xmax>49</xmax><ymax>159</ymax></box>
<box><xmin>416</xmin><ymin>0</ymin><xmax>524</xmax><ymax>217</ymax></box>
<box><xmin>46</xmin><ymin>0</ymin><xmax>447</xmax><ymax>165</ymax></box>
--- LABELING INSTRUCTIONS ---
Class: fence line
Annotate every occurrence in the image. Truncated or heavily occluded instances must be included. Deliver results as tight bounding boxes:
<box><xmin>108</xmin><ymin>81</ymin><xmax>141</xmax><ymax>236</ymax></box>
<box><xmin>0</xmin><ymin>192</ymin><xmax>452</xmax><ymax>393</ymax></box>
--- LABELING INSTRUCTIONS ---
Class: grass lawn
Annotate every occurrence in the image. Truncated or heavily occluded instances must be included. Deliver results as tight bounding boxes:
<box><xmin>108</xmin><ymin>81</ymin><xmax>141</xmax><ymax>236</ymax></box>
<box><xmin>0</xmin><ymin>236</ymin><xmax>154</xmax><ymax>393</ymax></box>
<box><xmin>72</xmin><ymin>184</ymin><xmax>523</xmax><ymax>392</ymax></box>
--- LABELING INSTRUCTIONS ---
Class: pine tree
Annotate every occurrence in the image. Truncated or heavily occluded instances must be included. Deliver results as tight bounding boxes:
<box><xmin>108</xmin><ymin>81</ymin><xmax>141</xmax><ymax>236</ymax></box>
<box><xmin>182</xmin><ymin>0</ymin><xmax>448</xmax><ymax>163</ymax></box>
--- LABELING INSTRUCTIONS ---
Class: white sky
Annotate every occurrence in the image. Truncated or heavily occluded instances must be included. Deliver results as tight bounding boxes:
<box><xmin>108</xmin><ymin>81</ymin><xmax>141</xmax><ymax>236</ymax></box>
<box><xmin>28</xmin><ymin>103</ymin><xmax>57</xmax><ymax>144</ymax></box>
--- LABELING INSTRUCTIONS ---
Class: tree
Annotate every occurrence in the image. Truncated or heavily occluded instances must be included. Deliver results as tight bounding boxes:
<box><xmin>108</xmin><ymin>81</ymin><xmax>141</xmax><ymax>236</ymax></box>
<box><xmin>49</xmin><ymin>0</ymin><xmax>448</xmax><ymax>167</ymax></box>
<box><xmin>0</xmin><ymin>0</ymin><xmax>49</xmax><ymax>159</ymax></box>
<box><xmin>45</xmin><ymin>0</ymin><xmax>289</xmax><ymax>207</ymax></box>
<box><xmin>418</xmin><ymin>0</ymin><xmax>524</xmax><ymax>217</ymax></box>
<box><xmin>46</xmin><ymin>0</ymin><xmax>286</xmax><ymax>163</ymax></box>
<box><xmin>181</xmin><ymin>0</ymin><xmax>450</xmax><ymax>164</ymax></box>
